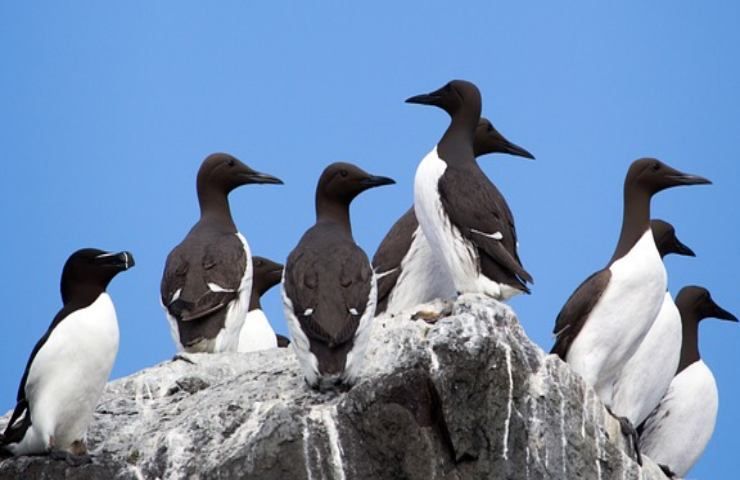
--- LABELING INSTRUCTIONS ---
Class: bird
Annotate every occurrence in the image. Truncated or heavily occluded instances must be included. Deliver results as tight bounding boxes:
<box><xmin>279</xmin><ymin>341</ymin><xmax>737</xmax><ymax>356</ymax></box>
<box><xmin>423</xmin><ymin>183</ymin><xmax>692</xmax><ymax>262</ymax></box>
<box><xmin>237</xmin><ymin>256</ymin><xmax>282</xmax><ymax>353</ymax></box>
<box><xmin>639</xmin><ymin>286</ymin><xmax>737</xmax><ymax>478</ymax></box>
<box><xmin>282</xmin><ymin>162</ymin><xmax>394</xmax><ymax>390</ymax></box>
<box><xmin>611</xmin><ymin>219</ymin><xmax>696</xmax><ymax>428</ymax></box>
<box><xmin>160</xmin><ymin>153</ymin><xmax>282</xmax><ymax>353</ymax></box>
<box><xmin>550</xmin><ymin>158</ymin><xmax>710</xmax><ymax>459</ymax></box>
<box><xmin>276</xmin><ymin>334</ymin><xmax>291</xmax><ymax>348</ymax></box>
<box><xmin>373</xmin><ymin>116</ymin><xmax>534</xmax><ymax>316</ymax></box>
<box><xmin>406</xmin><ymin>80</ymin><xmax>533</xmax><ymax>300</ymax></box>
<box><xmin>0</xmin><ymin>249</ymin><xmax>134</xmax><ymax>463</ymax></box>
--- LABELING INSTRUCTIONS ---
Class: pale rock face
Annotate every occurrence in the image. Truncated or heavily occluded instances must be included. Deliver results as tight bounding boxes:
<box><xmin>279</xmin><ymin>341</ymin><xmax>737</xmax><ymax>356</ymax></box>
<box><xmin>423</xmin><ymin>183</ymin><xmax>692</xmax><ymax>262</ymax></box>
<box><xmin>0</xmin><ymin>297</ymin><xmax>667</xmax><ymax>480</ymax></box>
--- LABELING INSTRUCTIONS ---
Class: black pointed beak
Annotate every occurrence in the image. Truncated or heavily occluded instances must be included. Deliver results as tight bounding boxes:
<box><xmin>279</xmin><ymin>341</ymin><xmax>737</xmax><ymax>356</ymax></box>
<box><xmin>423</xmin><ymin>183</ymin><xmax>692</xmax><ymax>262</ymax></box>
<box><xmin>361</xmin><ymin>175</ymin><xmax>396</xmax><ymax>188</ymax></box>
<box><xmin>96</xmin><ymin>251</ymin><xmax>135</xmax><ymax>270</ymax></box>
<box><xmin>405</xmin><ymin>92</ymin><xmax>440</xmax><ymax>105</ymax></box>
<box><xmin>710</xmin><ymin>301</ymin><xmax>738</xmax><ymax>322</ymax></box>
<box><xmin>672</xmin><ymin>237</ymin><xmax>695</xmax><ymax>257</ymax></box>
<box><xmin>244</xmin><ymin>171</ymin><xmax>284</xmax><ymax>185</ymax></box>
<box><xmin>501</xmin><ymin>139</ymin><xmax>535</xmax><ymax>160</ymax></box>
<box><xmin>665</xmin><ymin>167</ymin><xmax>712</xmax><ymax>186</ymax></box>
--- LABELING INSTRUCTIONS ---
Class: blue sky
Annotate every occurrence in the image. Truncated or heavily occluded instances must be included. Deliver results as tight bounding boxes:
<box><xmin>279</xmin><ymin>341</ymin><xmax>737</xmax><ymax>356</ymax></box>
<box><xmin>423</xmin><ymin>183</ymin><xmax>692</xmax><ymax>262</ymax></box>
<box><xmin>1</xmin><ymin>2</ymin><xmax>738</xmax><ymax>476</ymax></box>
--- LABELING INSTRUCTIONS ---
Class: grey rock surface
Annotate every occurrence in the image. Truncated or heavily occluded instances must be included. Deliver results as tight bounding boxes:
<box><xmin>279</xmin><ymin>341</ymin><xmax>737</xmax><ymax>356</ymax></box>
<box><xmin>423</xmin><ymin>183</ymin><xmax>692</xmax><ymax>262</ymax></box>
<box><xmin>0</xmin><ymin>296</ymin><xmax>667</xmax><ymax>479</ymax></box>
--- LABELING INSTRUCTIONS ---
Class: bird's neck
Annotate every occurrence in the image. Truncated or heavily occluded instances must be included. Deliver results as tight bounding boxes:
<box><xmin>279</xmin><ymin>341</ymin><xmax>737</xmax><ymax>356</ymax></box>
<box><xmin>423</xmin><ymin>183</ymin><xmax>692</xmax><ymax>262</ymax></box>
<box><xmin>198</xmin><ymin>187</ymin><xmax>237</xmax><ymax>231</ymax></box>
<box><xmin>248</xmin><ymin>292</ymin><xmax>261</xmax><ymax>312</ymax></box>
<box><xmin>438</xmin><ymin>113</ymin><xmax>477</xmax><ymax>162</ymax></box>
<box><xmin>677</xmin><ymin>315</ymin><xmax>701</xmax><ymax>374</ymax></box>
<box><xmin>316</xmin><ymin>198</ymin><xmax>353</xmax><ymax>238</ymax></box>
<box><xmin>609</xmin><ymin>185</ymin><xmax>651</xmax><ymax>264</ymax></box>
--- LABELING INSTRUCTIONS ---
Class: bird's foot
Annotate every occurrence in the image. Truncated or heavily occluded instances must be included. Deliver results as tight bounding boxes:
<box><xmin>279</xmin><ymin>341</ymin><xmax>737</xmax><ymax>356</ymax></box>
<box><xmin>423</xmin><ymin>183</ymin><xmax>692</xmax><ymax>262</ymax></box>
<box><xmin>411</xmin><ymin>301</ymin><xmax>453</xmax><ymax>324</ymax></box>
<box><xmin>411</xmin><ymin>310</ymin><xmax>443</xmax><ymax>323</ymax></box>
<box><xmin>658</xmin><ymin>464</ymin><xmax>676</xmax><ymax>478</ymax></box>
<box><xmin>606</xmin><ymin>407</ymin><xmax>642</xmax><ymax>466</ymax></box>
<box><xmin>171</xmin><ymin>353</ymin><xmax>196</xmax><ymax>364</ymax></box>
<box><xmin>49</xmin><ymin>449</ymin><xmax>92</xmax><ymax>466</ymax></box>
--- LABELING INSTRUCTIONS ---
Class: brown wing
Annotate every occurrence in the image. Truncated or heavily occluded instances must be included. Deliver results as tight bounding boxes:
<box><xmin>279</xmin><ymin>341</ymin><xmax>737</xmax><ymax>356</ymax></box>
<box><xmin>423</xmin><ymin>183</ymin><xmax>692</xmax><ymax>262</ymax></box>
<box><xmin>550</xmin><ymin>269</ymin><xmax>612</xmax><ymax>359</ymax></box>
<box><xmin>161</xmin><ymin>233</ymin><xmax>246</xmax><ymax>322</ymax></box>
<box><xmin>438</xmin><ymin>165</ymin><xmax>533</xmax><ymax>292</ymax></box>
<box><xmin>285</xmin><ymin>233</ymin><xmax>372</xmax><ymax>347</ymax></box>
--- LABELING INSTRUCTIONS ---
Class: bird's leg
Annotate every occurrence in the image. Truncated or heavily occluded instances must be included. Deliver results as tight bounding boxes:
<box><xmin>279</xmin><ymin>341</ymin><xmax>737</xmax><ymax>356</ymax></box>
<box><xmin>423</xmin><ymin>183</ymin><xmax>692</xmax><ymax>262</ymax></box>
<box><xmin>171</xmin><ymin>353</ymin><xmax>196</xmax><ymax>364</ymax></box>
<box><xmin>411</xmin><ymin>300</ymin><xmax>454</xmax><ymax>324</ymax></box>
<box><xmin>605</xmin><ymin>407</ymin><xmax>642</xmax><ymax>466</ymax></box>
<box><xmin>658</xmin><ymin>464</ymin><xmax>676</xmax><ymax>478</ymax></box>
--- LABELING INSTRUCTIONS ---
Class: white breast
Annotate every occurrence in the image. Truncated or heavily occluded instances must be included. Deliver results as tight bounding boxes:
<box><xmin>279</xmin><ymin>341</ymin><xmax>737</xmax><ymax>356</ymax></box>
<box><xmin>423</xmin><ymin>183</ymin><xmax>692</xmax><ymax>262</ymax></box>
<box><xmin>384</xmin><ymin>226</ymin><xmax>456</xmax><ymax>315</ymax></box>
<box><xmin>639</xmin><ymin>360</ymin><xmax>718</xmax><ymax>477</ymax></box>
<box><xmin>611</xmin><ymin>291</ymin><xmax>682</xmax><ymax>425</ymax></box>
<box><xmin>12</xmin><ymin>293</ymin><xmax>119</xmax><ymax>455</ymax></box>
<box><xmin>237</xmin><ymin>309</ymin><xmax>278</xmax><ymax>353</ymax></box>
<box><xmin>566</xmin><ymin>230</ymin><xmax>667</xmax><ymax>405</ymax></box>
<box><xmin>413</xmin><ymin>147</ymin><xmax>514</xmax><ymax>299</ymax></box>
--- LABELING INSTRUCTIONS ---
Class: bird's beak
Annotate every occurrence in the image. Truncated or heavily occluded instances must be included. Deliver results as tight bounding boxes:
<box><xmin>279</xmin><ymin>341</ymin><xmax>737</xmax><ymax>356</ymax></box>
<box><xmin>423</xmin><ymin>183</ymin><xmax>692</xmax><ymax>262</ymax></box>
<box><xmin>405</xmin><ymin>86</ymin><xmax>445</xmax><ymax>106</ymax></box>
<box><xmin>360</xmin><ymin>175</ymin><xmax>396</xmax><ymax>188</ymax></box>
<box><xmin>671</xmin><ymin>237</ymin><xmax>696</xmax><ymax>257</ymax></box>
<box><xmin>96</xmin><ymin>251</ymin><xmax>135</xmax><ymax>270</ymax></box>
<box><xmin>664</xmin><ymin>165</ymin><xmax>712</xmax><ymax>186</ymax></box>
<box><xmin>710</xmin><ymin>300</ymin><xmax>738</xmax><ymax>322</ymax></box>
<box><xmin>500</xmin><ymin>139</ymin><xmax>535</xmax><ymax>160</ymax></box>
<box><xmin>243</xmin><ymin>170</ymin><xmax>284</xmax><ymax>185</ymax></box>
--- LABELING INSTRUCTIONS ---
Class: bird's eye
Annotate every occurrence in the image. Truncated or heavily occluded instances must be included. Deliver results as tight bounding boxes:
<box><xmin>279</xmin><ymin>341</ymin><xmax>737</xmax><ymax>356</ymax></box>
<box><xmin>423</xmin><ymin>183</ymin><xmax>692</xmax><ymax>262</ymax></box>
<box><xmin>340</xmin><ymin>169</ymin><xmax>348</xmax><ymax>177</ymax></box>
<box><xmin>255</xmin><ymin>260</ymin><xmax>263</xmax><ymax>267</ymax></box>
<box><xmin>227</xmin><ymin>158</ymin><xmax>235</xmax><ymax>167</ymax></box>
<box><xmin>652</xmin><ymin>162</ymin><xmax>660</xmax><ymax>171</ymax></box>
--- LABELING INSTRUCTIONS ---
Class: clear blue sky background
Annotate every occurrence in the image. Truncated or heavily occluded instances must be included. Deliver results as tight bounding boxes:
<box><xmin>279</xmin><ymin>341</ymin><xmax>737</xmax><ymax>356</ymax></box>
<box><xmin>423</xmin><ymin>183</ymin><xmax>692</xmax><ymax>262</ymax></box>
<box><xmin>1</xmin><ymin>2</ymin><xmax>737</xmax><ymax>477</ymax></box>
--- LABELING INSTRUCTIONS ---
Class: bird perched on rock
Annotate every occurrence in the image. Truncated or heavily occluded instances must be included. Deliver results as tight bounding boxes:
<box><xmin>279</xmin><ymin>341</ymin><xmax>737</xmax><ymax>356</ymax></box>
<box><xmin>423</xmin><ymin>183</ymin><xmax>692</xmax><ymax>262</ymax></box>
<box><xmin>161</xmin><ymin>153</ymin><xmax>282</xmax><ymax>353</ymax></box>
<box><xmin>639</xmin><ymin>286</ymin><xmax>737</xmax><ymax>478</ymax></box>
<box><xmin>551</xmin><ymin>158</ymin><xmax>710</xmax><ymax>459</ymax></box>
<box><xmin>611</xmin><ymin>219</ymin><xmax>695</xmax><ymax>428</ymax></box>
<box><xmin>407</xmin><ymin>80</ymin><xmax>533</xmax><ymax>300</ymax></box>
<box><xmin>282</xmin><ymin>162</ymin><xmax>394</xmax><ymax>390</ymax></box>
<box><xmin>373</xmin><ymin>116</ymin><xmax>534</xmax><ymax>316</ymax></box>
<box><xmin>1</xmin><ymin>249</ymin><xmax>134</xmax><ymax>463</ymax></box>
<box><xmin>237</xmin><ymin>256</ymin><xmax>283</xmax><ymax>353</ymax></box>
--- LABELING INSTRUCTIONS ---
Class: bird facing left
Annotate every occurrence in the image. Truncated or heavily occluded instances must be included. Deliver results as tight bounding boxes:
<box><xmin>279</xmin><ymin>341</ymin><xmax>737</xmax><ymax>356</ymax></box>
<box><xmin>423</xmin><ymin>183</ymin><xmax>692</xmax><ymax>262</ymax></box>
<box><xmin>0</xmin><ymin>248</ymin><xmax>134</xmax><ymax>464</ymax></box>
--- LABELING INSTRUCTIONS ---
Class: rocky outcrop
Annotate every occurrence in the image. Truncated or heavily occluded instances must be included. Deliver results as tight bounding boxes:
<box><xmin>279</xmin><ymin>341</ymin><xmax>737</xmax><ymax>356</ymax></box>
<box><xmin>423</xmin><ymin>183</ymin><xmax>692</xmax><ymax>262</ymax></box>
<box><xmin>0</xmin><ymin>296</ymin><xmax>667</xmax><ymax>479</ymax></box>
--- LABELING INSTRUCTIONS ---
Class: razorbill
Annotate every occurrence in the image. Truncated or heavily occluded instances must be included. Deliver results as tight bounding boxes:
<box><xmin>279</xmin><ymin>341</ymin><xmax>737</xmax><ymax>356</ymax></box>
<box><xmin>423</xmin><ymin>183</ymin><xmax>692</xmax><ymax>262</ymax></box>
<box><xmin>611</xmin><ymin>219</ymin><xmax>696</xmax><ymax>428</ymax></box>
<box><xmin>282</xmin><ymin>162</ymin><xmax>394</xmax><ymax>390</ymax></box>
<box><xmin>639</xmin><ymin>286</ymin><xmax>737</xmax><ymax>478</ymax></box>
<box><xmin>0</xmin><ymin>249</ymin><xmax>134</xmax><ymax>462</ymax></box>
<box><xmin>406</xmin><ymin>80</ymin><xmax>533</xmax><ymax>300</ymax></box>
<box><xmin>373</xmin><ymin>117</ymin><xmax>534</xmax><ymax>315</ymax></box>
<box><xmin>237</xmin><ymin>256</ymin><xmax>282</xmax><ymax>353</ymax></box>
<box><xmin>550</xmin><ymin>158</ymin><xmax>710</xmax><ymax>460</ymax></box>
<box><xmin>160</xmin><ymin>153</ymin><xmax>282</xmax><ymax>353</ymax></box>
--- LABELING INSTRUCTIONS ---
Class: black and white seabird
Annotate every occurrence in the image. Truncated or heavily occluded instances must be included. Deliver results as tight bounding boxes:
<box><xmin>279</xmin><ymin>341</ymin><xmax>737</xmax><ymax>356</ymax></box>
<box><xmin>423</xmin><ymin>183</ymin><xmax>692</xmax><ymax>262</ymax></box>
<box><xmin>282</xmin><ymin>162</ymin><xmax>394</xmax><ymax>390</ymax></box>
<box><xmin>550</xmin><ymin>158</ymin><xmax>710</xmax><ymax>459</ymax></box>
<box><xmin>406</xmin><ymin>80</ymin><xmax>533</xmax><ymax>300</ymax></box>
<box><xmin>639</xmin><ymin>286</ymin><xmax>737</xmax><ymax>478</ymax></box>
<box><xmin>160</xmin><ymin>153</ymin><xmax>282</xmax><ymax>353</ymax></box>
<box><xmin>611</xmin><ymin>219</ymin><xmax>696</xmax><ymax>428</ymax></box>
<box><xmin>373</xmin><ymin>117</ymin><xmax>534</xmax><ymax>315</ymax></box>
<box><xmin>237</xmin><ymin>256</ymin><xmax>282</xmax><ymax>352</ymax></box>
<box><xmin>0</xmin><ymin>249</ymin><xmax>134</xmax><ymax>462</ymax></box>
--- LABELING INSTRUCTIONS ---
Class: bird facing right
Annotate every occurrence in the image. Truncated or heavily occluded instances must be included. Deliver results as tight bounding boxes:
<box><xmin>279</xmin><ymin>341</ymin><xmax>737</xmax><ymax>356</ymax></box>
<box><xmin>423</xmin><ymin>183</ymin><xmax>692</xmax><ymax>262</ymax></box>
<box><xmin>282</xmin><ymin>162</ymin><xmax>395</xmax><ymax>390</ymax></box>
<box><xmin>639</xmin><ymin>286</ymin><xmax>737</xmax><ymax>478</ymax></box>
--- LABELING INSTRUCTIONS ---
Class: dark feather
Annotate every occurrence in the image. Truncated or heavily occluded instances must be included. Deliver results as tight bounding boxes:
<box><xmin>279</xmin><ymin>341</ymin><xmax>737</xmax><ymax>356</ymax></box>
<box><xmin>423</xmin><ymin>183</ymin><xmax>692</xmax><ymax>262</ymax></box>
<box><xmin>437</xmin><ymin>163</ymin><xmax>533</xmax><ymax>289</ymax></box>
<box><xmin>161</xmin><ymin>231</ymin><xmax>246</xmax><ymax>323</ymax></box>
<box><xmin>550</xmin><ymin>269</ymin><xmax>612</xmax><ymax>358</ymax></box>
<box><xmin>284</xmin><ymin>224</ymin><xmax>372</xmax><ymax>348</ymax></box>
